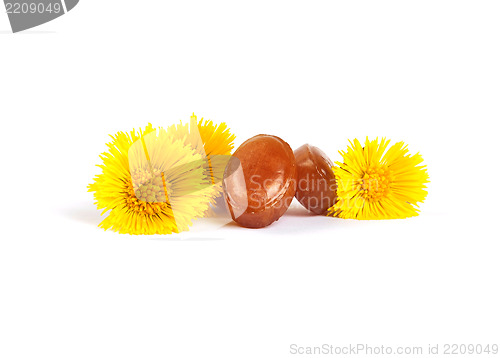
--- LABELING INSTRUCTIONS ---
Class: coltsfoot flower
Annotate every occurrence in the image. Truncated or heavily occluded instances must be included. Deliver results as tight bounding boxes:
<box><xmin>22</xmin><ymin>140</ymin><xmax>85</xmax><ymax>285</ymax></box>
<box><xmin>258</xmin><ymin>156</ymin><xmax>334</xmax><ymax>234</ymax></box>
<box><xmin>88</xmin><ymin>124</ymin><xmax>218</xmax><ymax>234</ymax></box>
<box><xmin>328</xmin><ymin>138</ymin><xmax>429</xmax><ymax>220</ymax></box>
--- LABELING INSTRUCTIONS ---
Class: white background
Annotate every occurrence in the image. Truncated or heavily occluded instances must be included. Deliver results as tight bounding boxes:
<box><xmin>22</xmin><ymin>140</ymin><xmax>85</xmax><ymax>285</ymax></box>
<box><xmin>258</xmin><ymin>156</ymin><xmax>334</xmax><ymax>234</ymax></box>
<box><xmin>1</xmin><ymin>1</ymin><xmax>499</xmax><ymax>357</ymax></box>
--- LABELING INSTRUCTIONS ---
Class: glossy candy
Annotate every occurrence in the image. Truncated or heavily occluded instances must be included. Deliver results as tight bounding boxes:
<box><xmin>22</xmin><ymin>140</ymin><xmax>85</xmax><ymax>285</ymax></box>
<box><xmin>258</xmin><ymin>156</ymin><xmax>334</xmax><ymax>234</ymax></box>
<box><xmin>223</xmin><ymin>134</ymin><xmax>297</xmax><ymax>228</ymax></box>
<box><xmin>294</xmin><ymin>144</ymin><xmax>337</xmax><ymax>215</ymax></box>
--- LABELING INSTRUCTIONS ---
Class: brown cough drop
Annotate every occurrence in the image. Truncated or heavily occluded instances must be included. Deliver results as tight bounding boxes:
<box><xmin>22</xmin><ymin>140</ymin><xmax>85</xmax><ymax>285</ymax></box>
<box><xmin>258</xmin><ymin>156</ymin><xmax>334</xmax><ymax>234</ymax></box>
<box><xmin>294</xmin><ymin>144</ymin><xmax>337</xmax><ymax>215</ymax></box>
<box><xmin>223</xmin><ymin>134</ymin><xmax>297</xmax><ymax>228</ymax></box>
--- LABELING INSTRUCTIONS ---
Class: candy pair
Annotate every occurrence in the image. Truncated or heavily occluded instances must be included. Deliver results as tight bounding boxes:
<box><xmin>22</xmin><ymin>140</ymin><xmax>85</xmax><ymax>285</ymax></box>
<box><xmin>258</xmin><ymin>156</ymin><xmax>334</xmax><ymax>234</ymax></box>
<box><xmin>222</xmin><ymin>134</ymin><xmax>336</xmax><ymax>228</ymax></box>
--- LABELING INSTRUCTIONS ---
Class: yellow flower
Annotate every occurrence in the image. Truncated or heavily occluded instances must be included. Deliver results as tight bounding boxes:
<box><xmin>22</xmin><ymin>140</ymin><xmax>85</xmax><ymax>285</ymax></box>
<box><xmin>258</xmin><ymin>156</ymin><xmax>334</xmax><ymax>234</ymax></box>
<box><xmin>328</xmin><ymin>138</ymin><xmax>429</xmax><ymax>220</ymax></box>
<box><xmin>88</xmin><ymin>124</ymin><xmax>218</xmax><ymax>235</ymax></box>
<box><xmin>167</xmin><ymin>113</ymin><xmax>236</xmax><ymax>185</ymax></box>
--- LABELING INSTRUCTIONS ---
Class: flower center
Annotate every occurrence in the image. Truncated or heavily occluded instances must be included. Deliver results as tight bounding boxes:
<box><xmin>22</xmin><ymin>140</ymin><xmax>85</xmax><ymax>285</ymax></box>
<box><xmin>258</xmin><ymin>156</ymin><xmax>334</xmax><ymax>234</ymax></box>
<box><xmin>357</xmin><ymin>166</ymin><xmax>392</xmax><ymax>201</ymax></box>
<box><xmin>125</xmin><ymin>168</ymin><xmax>171</xmax><ymax>215</ymax></box>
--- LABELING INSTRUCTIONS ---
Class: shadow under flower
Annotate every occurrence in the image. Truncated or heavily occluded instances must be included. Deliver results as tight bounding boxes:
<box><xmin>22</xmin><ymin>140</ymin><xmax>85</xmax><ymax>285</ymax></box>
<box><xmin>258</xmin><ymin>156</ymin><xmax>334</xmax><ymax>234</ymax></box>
<box><xmin>59</xmin><ymin>204</ymin><xmax>104</xmax><ymax>226</ymax></box>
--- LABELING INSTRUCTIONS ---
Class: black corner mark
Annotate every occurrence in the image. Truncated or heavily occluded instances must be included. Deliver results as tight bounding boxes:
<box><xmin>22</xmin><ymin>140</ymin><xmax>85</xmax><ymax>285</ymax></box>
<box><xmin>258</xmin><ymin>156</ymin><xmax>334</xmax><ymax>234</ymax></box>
<box><xmin>64</xmin><ymin>0</ymin><xmax>77</xmax><ymax>11</ymax></box>
<box><xmin>4</xmin><ymin>0</ymin><xmax>79</xmax><ymax>33</ymax></box>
